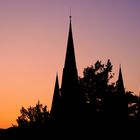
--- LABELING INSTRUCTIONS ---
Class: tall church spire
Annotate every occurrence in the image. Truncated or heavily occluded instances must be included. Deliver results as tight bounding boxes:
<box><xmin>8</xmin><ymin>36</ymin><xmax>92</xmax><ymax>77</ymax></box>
<box><xmin>64</xmin><ymin>16</ymin><xmax>77</xmax><ymax>72</ymax></box>
<box><xmin>61</xmin><ymin>16</ymin><xmax>80</xmax><ymax>121</ymax></box>
<box><xmin>61</xmin><ymin>16</ymin><xmax>78</xmax><ymax>89</ymax></box>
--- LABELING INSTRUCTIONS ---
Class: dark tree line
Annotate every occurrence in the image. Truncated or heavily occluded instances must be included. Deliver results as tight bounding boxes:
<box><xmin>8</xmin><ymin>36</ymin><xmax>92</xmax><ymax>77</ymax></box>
<box><xmin>16</xmin><ymin>60</ymin><xmax>140</xmax><ymax>129</ymax></box>
<box><xmin>8</xmin><ymin>59</ymin><xmax>139</xmax><ymax>139</ymax></box>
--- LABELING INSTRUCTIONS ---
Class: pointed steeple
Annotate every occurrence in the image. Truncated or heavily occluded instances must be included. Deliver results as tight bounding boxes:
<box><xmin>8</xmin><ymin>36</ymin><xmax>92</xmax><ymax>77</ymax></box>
<box><xmin>116</xmin><ymin>65</ymin><xmax>125</xmax><ymax>94</ymax></box>
<box><xmin>64</xmin><ymin>16</ymin><xmax>77</xmax><ymax>74</ymax></box>
<box><xmin>61</xmin><ymin>16</ymin><xmax>78</xmax><ymax>91</ymax></box>
<box><xmin>114</xmin><ymin>65</ymin><xmax>128</xmax><ymax>120</ymax></box>
<box><xmin>50</xmin><ymin>73</ymin><xmax>61</xmax><ymax>121</ymax></box>
<box><xmin>61</xmin><ymin>16</ymin><xmax>80</xmax><ymax>121</ymax></box>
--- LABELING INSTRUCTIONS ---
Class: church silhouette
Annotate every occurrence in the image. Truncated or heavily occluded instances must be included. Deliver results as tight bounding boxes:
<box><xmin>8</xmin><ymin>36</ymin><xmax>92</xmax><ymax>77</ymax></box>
<box><xmin>50</xmin><ymin>16</ymin><xmax>82</xmax><ymax>126</ymax></box>
<box><xmin>50</xmin><ymin>16</ymin><xmax>128</xmax><ymax>130</ymax></box>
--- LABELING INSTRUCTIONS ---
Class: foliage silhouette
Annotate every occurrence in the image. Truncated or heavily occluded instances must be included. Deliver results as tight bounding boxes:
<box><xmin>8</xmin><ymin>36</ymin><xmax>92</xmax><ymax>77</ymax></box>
<box><xmin>79</xmin><ymin>60</ymin><xmax>115</xmax><ymax>120</ymax></box>
<box><xmin>17</xmin><ymin>101</ymin><xmax>50</xmax><ymax>128</ymax></box>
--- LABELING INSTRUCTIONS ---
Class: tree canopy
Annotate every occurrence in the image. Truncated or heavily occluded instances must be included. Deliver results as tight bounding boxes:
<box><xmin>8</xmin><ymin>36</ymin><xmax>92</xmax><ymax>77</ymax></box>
<box><xmin>17</xmin><ymin>101</ymin><xmax>50</xmax><ymax>128</ymax></box>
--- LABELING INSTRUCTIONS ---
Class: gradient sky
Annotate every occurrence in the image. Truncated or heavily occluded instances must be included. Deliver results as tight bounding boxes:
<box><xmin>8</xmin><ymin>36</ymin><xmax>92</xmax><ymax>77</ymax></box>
<box><xmin>0</xmin><ymin>0</ymin><xmax>140</xmax><ymax>128</ymax></box>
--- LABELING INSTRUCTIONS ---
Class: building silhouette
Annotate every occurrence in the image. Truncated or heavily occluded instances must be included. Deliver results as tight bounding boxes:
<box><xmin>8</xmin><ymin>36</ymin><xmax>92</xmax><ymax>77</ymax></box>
<box><xmin>50</xmin><ymin>17</ymin><xmax>128</xmax><ymax>125</ymax></box>
<box><xmin>51</xmin><ymin>16</ymin><xmax>81</xmax><ymax>124</ymax></box>
<box><xmin>105</xmin><ymin>65</ymin><xmax>127</xmax><ymax>122</ymax></box>
<box><xmin>115</xmin><ymin>65</ymin><xmax>128</xmax><ymax>120</ymax></box>
<box><xmin>61</xmin><ymin>16</ymin><xmax>81</xmax><ymax>122</ymax></box>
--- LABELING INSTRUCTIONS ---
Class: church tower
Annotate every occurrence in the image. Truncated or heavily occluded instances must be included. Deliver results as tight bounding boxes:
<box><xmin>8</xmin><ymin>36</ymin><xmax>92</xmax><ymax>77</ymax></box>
<box><xmin>106</xmin><ymin>65</ymin><xmax>128</xmax><ymax>122</ymax></box>
<box><xmin>61</xmin><ymin>16</ymin><xmax>80</xmax><ymax>121</ymax></box>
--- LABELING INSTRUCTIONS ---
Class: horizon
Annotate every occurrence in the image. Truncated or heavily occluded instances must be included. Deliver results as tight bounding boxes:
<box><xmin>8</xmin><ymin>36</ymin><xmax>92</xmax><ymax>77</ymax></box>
<box><xmin>0</xmin><ymin>0</ymin><xmax>140</xmax><ymax>128</ymax></box>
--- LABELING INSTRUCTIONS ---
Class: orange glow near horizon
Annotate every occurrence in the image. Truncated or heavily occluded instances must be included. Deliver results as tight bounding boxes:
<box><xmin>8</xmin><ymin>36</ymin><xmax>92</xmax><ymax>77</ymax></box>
<box><xmin>0</xmin><ymin>0</ymin><xmax>140</xmax><ymax>128</ymax></box>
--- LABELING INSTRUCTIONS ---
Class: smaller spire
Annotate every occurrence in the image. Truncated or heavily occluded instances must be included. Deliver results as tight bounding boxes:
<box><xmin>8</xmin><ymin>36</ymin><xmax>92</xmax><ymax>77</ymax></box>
<box><xmin>56</xmin><ymin>71</ymin><xmax>58</xmax><ymax>79</ymax></box>
<box><xmin>117</xmin><ymin>65</ymin><xmax>125</xmax><ymax>94</ymax></box>
<box><xmin>50</xmin><ymin>73</ymin><xmax>61</xmax><ymax>121</ymax></box>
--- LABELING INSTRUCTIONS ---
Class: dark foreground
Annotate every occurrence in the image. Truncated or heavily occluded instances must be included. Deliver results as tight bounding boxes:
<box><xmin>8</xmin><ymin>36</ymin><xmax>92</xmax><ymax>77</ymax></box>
<box><xmin>0</xmin><ymin>120</ymin><xmax>139</xmax><ymax>140</ymax></box>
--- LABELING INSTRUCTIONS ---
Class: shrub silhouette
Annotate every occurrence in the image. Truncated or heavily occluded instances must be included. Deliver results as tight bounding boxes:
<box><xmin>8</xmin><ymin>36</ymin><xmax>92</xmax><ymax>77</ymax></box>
<box><xmin>17</xmin><ymin>101</ymin><xmax>50</xmax><ymax>128</ymax></box>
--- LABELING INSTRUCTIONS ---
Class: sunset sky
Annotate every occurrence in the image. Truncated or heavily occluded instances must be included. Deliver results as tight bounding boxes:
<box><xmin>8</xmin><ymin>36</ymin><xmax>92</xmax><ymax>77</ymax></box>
<box><xmin>0</xmin><ymin>0</ymin><xmax>140</xmax><ymax>128</ymax></box>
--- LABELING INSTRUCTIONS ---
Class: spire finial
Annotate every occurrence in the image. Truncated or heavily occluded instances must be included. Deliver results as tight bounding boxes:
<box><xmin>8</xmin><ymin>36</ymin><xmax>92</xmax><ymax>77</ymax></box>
<box><xmin>69</xmin><ymin>8</ymin><xmax>72</xmax><ymax>20</ymax></box>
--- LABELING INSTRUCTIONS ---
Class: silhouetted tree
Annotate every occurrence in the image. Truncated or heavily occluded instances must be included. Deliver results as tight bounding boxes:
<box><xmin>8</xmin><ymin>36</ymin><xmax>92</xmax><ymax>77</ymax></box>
<box><xmin>17</xmin><ymin>101</ymin><xmax>50</xmax><ymax>128</ymax></box>
<box><xmin>79</xmin><ymin>59</ymin><xmax>115</xmax><ymax>122</ymax></box>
